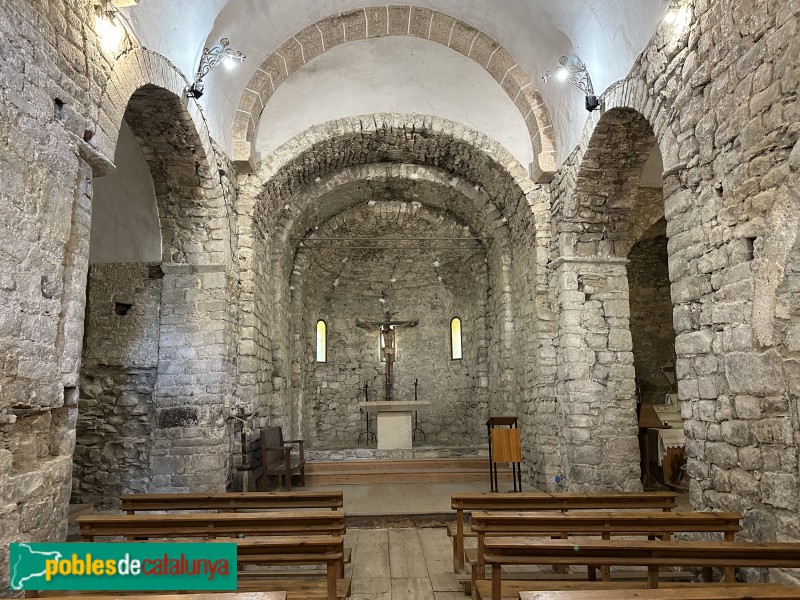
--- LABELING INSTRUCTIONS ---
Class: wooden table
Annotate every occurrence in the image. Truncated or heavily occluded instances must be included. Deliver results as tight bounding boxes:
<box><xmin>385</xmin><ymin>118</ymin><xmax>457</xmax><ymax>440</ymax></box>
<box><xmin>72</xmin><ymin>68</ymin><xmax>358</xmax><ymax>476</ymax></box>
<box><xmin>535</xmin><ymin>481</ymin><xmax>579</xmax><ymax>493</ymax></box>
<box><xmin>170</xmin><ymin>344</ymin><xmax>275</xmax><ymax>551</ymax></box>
<box><xmin>519</xmin><ymin>586</ymin><xmax>800</xmax><ymax>599</ymax></box>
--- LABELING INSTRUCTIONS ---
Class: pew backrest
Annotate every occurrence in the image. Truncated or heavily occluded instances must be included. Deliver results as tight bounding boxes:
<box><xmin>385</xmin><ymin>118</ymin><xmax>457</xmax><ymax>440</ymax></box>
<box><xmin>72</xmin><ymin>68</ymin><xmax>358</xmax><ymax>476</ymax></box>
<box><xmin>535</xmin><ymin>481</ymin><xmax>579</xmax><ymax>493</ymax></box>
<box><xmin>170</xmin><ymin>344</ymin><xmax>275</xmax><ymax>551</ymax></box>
<box><xmin>120</xmin><ymin>491</ymin><xmax>343</xmax><ymax>514</ymax></box>
<box><xmin>77</xmin><ymin>510</ymin><xmax>346</xmax><ymax>541</ymax></box>
<box><xmin>450</xmin><ymin>491</ymin><xmax>678</xmax><ymax>572</ymax></box>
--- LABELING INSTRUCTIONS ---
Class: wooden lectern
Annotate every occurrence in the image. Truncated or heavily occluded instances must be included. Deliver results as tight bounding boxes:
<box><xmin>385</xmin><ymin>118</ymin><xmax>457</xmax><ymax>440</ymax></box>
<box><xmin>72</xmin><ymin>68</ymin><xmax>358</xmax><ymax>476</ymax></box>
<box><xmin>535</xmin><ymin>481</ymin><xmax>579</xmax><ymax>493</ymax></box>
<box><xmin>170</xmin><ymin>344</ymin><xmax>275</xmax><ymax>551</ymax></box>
<box><xmin>487</xmin><ymin>416</ymin><xmax>523</xmax><ymax>492</ymax></box>
<box><xmin>638</xmin><ymin>402</ymin><xmax>671</xmax><ymax>489</ymax></box>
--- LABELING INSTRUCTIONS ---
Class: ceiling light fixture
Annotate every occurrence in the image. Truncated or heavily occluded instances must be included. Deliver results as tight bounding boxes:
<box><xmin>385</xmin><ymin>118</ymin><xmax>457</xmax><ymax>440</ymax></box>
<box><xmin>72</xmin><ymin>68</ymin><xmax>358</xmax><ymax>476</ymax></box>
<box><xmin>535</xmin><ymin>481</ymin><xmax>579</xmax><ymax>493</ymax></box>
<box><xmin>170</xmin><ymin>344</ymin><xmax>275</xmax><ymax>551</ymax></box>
<box><xmin>186</xmin><ymin>38</ymin><xmax>246</xmax><ymax>99</ymax></box>
<box><xmin>543</xmin><ymin>54</ymin><xmax>599</xmax><ymax>112</ymax></box>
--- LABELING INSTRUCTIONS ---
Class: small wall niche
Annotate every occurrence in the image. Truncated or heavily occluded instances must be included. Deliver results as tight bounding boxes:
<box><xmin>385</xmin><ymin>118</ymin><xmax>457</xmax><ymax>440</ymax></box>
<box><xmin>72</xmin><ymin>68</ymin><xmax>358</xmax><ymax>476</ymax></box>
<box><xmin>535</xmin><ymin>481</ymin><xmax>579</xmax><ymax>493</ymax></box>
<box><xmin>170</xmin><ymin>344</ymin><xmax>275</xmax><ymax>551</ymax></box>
<box><xmin>114</xmin><ymin>302</ymin><xmax>133</xmax><ymax>316</ymax></box>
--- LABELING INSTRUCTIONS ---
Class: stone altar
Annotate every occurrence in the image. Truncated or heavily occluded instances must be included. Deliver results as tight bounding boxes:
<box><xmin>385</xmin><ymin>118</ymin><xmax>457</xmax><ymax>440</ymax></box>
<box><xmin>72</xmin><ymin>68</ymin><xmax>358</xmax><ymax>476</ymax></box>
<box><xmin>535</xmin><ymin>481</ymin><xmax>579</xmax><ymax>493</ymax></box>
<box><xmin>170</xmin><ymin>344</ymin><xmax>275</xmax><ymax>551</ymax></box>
<box><xmin>358</xmin><ymin>401</ymin><xmax>430</xmax><ymax>449</ymax></box>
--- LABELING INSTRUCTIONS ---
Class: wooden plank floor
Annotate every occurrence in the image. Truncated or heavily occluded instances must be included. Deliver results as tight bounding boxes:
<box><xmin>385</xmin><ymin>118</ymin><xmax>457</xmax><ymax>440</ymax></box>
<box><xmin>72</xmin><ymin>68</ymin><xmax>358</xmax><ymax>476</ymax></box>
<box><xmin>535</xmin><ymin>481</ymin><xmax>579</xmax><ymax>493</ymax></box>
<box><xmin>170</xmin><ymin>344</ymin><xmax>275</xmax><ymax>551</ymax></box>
<box><xmin>346</xmin><ymin>528</ymin><xmax>468</xmax><ymax>600</ymax></box>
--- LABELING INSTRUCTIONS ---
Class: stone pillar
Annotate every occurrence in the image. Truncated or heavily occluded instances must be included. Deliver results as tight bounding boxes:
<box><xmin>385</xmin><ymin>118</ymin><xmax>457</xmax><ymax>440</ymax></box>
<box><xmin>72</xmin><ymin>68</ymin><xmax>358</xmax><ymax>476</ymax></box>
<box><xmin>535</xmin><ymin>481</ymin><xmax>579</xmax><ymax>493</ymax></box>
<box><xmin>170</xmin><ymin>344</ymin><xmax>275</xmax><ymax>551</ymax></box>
<box><xmin>552</xmin><ymin>256</ymin><xmax>641</xmax><ymax>492</ymax></box>
<box><xmin>151</xmin><ymin>264</ymin><xmax>235</xmax><ymax>492</ymax></box>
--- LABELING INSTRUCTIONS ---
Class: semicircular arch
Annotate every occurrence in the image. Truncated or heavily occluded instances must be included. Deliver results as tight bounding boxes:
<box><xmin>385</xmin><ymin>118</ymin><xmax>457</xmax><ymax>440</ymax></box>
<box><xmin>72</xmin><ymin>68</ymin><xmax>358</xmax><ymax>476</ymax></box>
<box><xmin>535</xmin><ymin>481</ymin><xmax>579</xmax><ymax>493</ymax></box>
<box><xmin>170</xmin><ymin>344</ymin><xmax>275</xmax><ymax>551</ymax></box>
<box><xmin>231</xmin><ymin>6</ymin><xmax>557</xmax><ymax>180</ymax></box>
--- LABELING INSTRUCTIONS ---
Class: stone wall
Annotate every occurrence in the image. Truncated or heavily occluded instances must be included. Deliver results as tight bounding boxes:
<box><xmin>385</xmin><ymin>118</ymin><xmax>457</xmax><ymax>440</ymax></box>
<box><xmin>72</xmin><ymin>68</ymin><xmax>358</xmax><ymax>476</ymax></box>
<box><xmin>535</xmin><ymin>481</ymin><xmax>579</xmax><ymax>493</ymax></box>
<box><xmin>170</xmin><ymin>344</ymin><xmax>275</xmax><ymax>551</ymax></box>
<box><xmin>628</xmin><ymin>226</ymin><xmax>676</xmax><ymax>404</ymax></box>
<box><xmin>0</xmin><ymin>0</ymin><xmax>110</xmax><ymax>588</ymax></box>
<box><xmin>293</xmin><ymin>201</ymin><xmax>490</xmax><ymax>448</ymax></box>
<box><xmin>547</xmin><ymin>0</ymin><xmax>800</xmax><ymax>583</ymax></box>
<box><xmin>74</xmin><ymin>263</ymin><xmax>160</xmax><ymax>508</ymax></box>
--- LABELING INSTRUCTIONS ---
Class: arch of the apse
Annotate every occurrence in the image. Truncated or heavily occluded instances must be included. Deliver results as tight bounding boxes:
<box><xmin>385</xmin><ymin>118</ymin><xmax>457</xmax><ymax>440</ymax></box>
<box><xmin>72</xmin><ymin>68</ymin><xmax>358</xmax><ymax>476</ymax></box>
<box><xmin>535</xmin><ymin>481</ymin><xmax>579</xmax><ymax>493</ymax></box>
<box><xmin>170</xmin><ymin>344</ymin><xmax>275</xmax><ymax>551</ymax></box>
<box><xmin>230</xmin><ymin>6</ymin><xmax>557</xmax><ymax>181</ymax></box>
<box><xmin>242</xmin><ymin>113</ymin><xmax>550</xmax><ymax>245</ymax></box>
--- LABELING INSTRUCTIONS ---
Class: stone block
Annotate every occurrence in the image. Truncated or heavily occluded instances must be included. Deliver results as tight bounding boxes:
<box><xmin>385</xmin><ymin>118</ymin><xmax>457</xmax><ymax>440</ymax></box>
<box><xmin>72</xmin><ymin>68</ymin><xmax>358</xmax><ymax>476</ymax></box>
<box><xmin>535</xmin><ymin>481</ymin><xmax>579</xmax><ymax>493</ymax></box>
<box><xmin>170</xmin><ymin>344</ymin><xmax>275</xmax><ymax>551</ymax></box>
<box><xmin>705</xmin><ymin>441</ymin><xmax>738</xmax><ymax>468</ymax></box>
<box><xmin>761</xmin><ymin>473</ymin><xmax>799</xmax><ymax>511</ymax></box>
<box><xmin>675</xmin><ymin>329</ymin><xmax>714</xmax><ymax>355</ymax></box>
<box><xmin>720</xmin><ymin>420</ymin><xmax>753</xmax><ymax>446</ymax></box>
<box><xmin>724</xmin><ymin>351</ymin><xmax>784</xmax><ymax>395</ymax></box>
<box><xmin>365</xmin><ymin>6</ymin><xmax>388</xmax><ymax>37</ymax></box>
<box><xmin>751</xmin><ymin>417</ymin><xmax>794</xmax><ymax>445</ymax></box>
<box><xmin>408</xmin><ymin>6</ymin><xmax>434</xmax><ymax>38</ymax></box>
<box><xmin>387</xmin><ymin>5</ymin><xmax>410</xmax><ymax>36</ymax></box>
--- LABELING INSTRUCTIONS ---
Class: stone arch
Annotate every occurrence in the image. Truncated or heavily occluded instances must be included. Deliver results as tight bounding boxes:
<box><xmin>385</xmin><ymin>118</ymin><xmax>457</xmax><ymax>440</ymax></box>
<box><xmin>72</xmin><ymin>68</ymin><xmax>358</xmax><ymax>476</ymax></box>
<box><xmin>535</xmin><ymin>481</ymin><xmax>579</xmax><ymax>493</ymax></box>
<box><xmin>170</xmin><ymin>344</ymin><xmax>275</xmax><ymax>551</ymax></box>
<box><xmin>243</xmin><ymin>114</ymin><xmax>548</xmax><ymax>234</ymax></box>
<box><xmin>566</xmin><ymin>107</ymin><xmax>661</xmax><ymax>257</ymax></box>
<box><xmin>548</xmin><ymin>101</ymin><xmax>677</xmax><ymax>493</ymax></box>
<box><xmin>97</xmin><ymin>48</ymin><xmax>234</xmax><ymax>265</ymax></box>
<box><xmin>235</xmin><ymin>114</ymin><xmax>552</xmax><ymax>469</ymax></box>
<box><xmin>75</xmin><ymin>50</ymin><xmax>240</xmax><ymax>503</ymax></box>
<box><xmin>231</xmin><ymin>7</ymin><xmax>557</xmax><ymax>180</ymax></box>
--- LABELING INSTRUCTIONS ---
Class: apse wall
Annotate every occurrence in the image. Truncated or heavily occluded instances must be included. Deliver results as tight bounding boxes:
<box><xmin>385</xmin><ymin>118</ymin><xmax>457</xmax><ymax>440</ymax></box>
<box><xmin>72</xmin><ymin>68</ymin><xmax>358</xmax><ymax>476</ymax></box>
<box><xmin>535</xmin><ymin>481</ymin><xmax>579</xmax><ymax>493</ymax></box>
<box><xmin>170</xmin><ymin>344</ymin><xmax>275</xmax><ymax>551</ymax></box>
<box><xmin>292</xmin><ymin>201</ymin><xmax>490</xmax><ymax>448</ymax></box>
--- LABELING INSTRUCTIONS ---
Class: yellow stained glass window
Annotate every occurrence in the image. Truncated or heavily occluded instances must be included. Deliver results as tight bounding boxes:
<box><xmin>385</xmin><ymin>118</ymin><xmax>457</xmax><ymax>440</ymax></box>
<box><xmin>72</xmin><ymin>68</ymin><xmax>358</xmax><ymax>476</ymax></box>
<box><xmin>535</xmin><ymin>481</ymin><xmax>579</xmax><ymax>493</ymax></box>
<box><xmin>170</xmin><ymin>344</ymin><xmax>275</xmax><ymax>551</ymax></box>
<box><xmin>316</xmin><ymin>320</ymin><xmax>327</xmax><ymax>363</ymax></box>
<box><xmin>450</xmin><ymin>317</ymin><xmax>462</xmax><ymax>360</ymax></box>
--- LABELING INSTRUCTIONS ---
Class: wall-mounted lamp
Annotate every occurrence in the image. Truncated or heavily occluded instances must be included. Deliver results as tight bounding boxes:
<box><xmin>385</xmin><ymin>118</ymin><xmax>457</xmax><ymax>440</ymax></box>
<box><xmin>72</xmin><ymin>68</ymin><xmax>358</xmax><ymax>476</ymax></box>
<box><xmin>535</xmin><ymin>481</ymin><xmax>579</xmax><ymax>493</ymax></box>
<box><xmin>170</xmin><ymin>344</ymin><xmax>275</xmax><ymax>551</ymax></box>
<box><xmin>94</xmin><ymin>1</ymin><xmax>127</xmax><ymax>54</ymax></box>
<box><xmin>186</xmin><ymin>38</ymin><xmax>246</xmax><ymax>99</ymax></box>
<box><xmin>543</xmin><ymin>54</ymin><xmax>599</xmax><ymax>112</ymax></box>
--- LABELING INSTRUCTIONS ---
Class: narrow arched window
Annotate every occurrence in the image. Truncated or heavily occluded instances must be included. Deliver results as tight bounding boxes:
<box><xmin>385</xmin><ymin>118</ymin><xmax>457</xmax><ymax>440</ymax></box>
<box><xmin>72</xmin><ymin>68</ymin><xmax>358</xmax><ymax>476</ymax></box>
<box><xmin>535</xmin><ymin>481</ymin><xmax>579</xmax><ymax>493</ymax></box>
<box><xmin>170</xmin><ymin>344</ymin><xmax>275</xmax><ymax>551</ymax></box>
<box><xmin>450</xmin><ymin>317</ymin><xmax>463</xmax><ymax>360</ymax></box>
<box><xmin>316</xmin><ymin>320</ymin><xmax>327</xmax><ymax>363</ymax></box>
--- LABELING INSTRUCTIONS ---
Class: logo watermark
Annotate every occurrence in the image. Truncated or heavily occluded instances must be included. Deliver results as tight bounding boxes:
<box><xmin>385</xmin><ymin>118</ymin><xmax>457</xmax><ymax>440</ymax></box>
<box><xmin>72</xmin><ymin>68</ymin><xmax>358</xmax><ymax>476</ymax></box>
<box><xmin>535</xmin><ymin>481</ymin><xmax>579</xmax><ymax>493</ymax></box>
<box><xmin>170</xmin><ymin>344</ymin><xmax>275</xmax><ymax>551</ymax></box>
<box><xmin>10</xmin><ymin>543</ymin><xmax>237</xmax><ymax>591</ymax></box>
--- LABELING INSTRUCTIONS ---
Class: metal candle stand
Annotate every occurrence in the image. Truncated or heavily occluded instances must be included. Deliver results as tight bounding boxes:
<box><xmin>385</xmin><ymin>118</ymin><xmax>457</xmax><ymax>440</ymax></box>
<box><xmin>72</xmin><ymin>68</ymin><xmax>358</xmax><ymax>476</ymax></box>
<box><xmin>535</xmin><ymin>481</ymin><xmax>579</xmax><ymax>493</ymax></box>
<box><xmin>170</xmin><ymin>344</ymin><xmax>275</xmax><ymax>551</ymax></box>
<box><xmin>357</xmin><ymin>382</ymin><xmax>376</xmax><ymax>444</ymax></box>
<box><xmin>412</xmin><ymin>378</ymin><xmax>426</xmax><ymax>442</ymax></box>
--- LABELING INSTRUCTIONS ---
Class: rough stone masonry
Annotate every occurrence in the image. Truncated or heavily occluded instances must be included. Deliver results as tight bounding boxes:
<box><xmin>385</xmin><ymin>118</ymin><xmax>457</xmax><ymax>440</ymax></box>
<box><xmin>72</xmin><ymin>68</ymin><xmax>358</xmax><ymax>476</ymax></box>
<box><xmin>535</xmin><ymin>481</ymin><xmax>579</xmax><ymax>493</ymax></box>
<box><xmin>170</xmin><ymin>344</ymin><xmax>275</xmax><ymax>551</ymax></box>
<box><xmin>0</xmin><ymin>0</ymin><xmax>798</xmax><ymax>592</ymax></box>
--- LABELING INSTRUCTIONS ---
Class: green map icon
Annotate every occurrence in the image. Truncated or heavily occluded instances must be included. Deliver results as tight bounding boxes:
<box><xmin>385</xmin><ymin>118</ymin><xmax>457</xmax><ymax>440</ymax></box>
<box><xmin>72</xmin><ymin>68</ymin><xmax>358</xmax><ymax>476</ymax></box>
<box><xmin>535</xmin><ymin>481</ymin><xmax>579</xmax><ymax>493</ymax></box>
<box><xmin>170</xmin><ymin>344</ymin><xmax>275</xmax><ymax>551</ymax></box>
<box><xmin>10</xmin><ymin>543</ymin><xmax>63</xmax><ymax>590</ymax></box>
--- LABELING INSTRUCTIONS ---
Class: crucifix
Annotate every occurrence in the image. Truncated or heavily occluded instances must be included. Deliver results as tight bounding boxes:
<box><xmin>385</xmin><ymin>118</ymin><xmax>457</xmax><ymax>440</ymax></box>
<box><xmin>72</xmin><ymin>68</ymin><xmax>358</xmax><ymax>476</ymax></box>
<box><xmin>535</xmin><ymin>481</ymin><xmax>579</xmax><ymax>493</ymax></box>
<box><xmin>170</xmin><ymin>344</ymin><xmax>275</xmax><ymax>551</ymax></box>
<box><xmin>356</xmin><ymin>311</ymin><xmax>418</xmax><ymax>400</ymax></box>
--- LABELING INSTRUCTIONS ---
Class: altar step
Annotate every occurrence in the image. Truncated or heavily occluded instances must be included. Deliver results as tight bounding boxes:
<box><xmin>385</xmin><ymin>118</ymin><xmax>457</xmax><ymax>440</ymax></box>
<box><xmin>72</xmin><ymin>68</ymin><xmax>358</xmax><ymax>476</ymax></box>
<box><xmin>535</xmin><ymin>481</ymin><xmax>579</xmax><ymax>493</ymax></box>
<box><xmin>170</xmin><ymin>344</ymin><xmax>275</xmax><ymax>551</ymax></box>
<box><xmin>305</xmin><ymin>457</ymin><xmax>514</xmax><ymax>485</ymax></box>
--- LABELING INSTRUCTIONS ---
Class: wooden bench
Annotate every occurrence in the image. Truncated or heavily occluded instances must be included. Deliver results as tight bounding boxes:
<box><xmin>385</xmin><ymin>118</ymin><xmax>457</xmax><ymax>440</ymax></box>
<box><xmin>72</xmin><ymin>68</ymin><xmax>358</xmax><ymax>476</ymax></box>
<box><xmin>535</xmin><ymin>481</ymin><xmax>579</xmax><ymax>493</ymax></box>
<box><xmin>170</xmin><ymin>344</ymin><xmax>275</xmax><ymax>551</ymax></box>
<box><xmin>450</xmin><ymin>492</ymin><xmax>678</xmax><ymax>572</ymax></box>
<box><xmin>518</xmin><ymin>586</ymin><xmax>800</xmax><ymax>599</ymax></box>
<box><xmin>29</xmin><ymin>537</ymin><xmax>350</xmax><ymax>600</ymax></box>
<box><xmin>77</xmin><ymin>510</ymin><xmax>345</xmax><ymax>541</ymax></box>
<box><xmin>469</xmin><ymin>511</ymin><xmax>742</xmax><ymax>584</ymax></box>
<box><xmin>259</xmin><ymin>427</ymin><xmax>305</xmax><ymax>491</ymax></box>
<box><xmin>229</xmin><ymin>535</ymin><xmax>350</xmax><ymax>600</ymax></box>
<box><xmin>77</xmin><ymin>510</ymin><xmax>350</xmax><ymax>576</ymax></box>
<box><xmin>481</xmin><ymin>538</ymin><xmax>800</xmax><ymax>600</ymax></box>
<box><xmin>120</xmin><ymin>491</ymin><xmax>343</xmax><ymax>514</ymax></box>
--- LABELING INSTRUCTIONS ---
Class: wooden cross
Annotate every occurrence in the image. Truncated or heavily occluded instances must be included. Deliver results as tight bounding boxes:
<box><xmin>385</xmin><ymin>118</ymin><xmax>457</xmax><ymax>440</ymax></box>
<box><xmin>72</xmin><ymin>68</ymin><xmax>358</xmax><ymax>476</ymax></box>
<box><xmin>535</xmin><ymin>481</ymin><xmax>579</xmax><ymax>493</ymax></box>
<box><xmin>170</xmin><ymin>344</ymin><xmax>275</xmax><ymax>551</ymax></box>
<box><xmin>356</xmin><ymin>311</ymin><xmax>418</xmax><ymax>400</ymax></box>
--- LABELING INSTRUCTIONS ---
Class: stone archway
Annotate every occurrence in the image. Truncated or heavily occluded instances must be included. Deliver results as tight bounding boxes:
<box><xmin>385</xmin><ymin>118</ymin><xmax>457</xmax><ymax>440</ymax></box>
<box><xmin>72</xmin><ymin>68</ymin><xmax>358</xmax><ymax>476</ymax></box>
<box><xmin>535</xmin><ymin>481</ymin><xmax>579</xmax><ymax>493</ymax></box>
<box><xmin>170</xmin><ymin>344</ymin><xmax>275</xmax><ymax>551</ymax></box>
<box><xmin>77</xmin><ymin>56</ymin><xmax>241</xmax><ymax>503</ymax></box>
<box><xmin>231</xmin><ymin>7</ymin><xmax>557</xmax><ymax>181</ymax></box>
<box><xmin>549</xmin><ymin>106</ymin><xmax>675</xmax><ymax>492</ymax></box>
<box><xmin>236</xmin><ymin>113</ymin><xmax>557</xmax><ymax>484</ymax></box>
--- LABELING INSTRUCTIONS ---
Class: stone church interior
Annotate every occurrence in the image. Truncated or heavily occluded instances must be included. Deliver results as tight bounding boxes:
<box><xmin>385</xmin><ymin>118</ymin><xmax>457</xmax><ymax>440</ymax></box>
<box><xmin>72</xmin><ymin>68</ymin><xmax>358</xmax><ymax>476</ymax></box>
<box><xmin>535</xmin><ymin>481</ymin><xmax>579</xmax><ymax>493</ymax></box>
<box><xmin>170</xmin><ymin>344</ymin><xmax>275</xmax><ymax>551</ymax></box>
<box><xmin>1</xmin><ymin>0</ymin><xmax>799</xmax><ymax>598</ymax></box>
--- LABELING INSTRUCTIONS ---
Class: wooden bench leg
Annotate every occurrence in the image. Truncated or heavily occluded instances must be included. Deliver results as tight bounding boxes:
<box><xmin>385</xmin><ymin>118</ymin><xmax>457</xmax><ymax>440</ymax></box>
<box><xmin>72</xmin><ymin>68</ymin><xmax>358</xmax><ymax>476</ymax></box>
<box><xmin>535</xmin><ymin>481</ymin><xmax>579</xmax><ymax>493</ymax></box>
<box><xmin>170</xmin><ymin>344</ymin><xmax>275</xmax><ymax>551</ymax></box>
<box><xmin>647</xmin><ymin>565</ymin><xmax>659</xmax><ymax>588</ymax></box>
<box><xmin>702</xmin><ymin>566</ymin><xmax>713</xmax><ymax>582</ymax></box>
<box><xmin>454</xmin><ymin>511</ymin><xmax>464</xmax><ymax>572</ymax></box>
<box><xmin>491</xmin><ymin>563</ymin><xmax>502</xmax><ymax>600</ymax></box>
<box><xmin>723</xmin><ymin>566</ymin><xmax>736</xmax><ymax>582</ymax></box>
<box><xmin>326</xmin><ymin>561</ymin><xmax>337</xmax><ymax>600</ymax></box>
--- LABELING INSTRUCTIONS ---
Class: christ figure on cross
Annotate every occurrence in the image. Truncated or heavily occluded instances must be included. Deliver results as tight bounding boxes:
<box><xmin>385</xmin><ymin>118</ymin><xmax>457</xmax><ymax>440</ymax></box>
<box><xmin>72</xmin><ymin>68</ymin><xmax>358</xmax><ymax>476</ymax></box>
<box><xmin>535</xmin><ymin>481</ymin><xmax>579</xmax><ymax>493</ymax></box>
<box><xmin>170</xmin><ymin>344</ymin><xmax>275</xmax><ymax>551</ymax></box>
<box><xmin>357</xmin><ymin>311</ymin><xmax>418</xmax><ymax>400</ymax></box>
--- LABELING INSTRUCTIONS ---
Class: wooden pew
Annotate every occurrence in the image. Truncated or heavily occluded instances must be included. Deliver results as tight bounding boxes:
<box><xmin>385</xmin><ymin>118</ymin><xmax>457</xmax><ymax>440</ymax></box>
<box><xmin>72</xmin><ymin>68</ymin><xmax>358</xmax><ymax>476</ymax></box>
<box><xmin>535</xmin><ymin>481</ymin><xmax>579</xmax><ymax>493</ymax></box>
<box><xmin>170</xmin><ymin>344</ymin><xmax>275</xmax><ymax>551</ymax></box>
<box><xmin>518</xmin><ymin>586</ymin><xmax>800</xmax><ymax>599</ymax></box>
<box><xmin>230</xmin><ymin>536</ymin><xmax>350</xmax><ymax>600</ymax></box>
<box><xmin>29</xmin><ymin>537</ymin><xmax>350</xmax><ymax>600</ymax></box>
<box><xmin>120</xmin><ymin>491</ymin><xmax>343</xmax><ymax>514</ymax></box>
<box><xmin>77</xmin><ymin>510</ymin><xmax>346</xmax><ymax>541</ymax></box>
<box><xmin>481</xmin><ymin>538</ymin><xmax>800</xmax><ymax>600</ymax></box>
<box><xmin>469</xmin><ymin>511</ymin><xmax>742</xmax><ymax>583</ymax></box>
<box><xmin>450</xmin><ymin>492</ymin><xmax>678</xmax><ymax>572</ymax></box>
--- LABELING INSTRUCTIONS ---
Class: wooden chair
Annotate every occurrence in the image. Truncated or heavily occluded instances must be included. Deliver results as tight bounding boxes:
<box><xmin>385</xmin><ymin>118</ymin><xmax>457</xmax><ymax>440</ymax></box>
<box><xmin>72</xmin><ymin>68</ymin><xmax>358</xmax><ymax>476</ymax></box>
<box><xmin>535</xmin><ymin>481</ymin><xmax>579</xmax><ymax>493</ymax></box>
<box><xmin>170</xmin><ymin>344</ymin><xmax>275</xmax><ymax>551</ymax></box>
<box><xmin>258</xmin><ymin>426</ymin><xmax>306</xmax><ymax>491</ymax></box>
